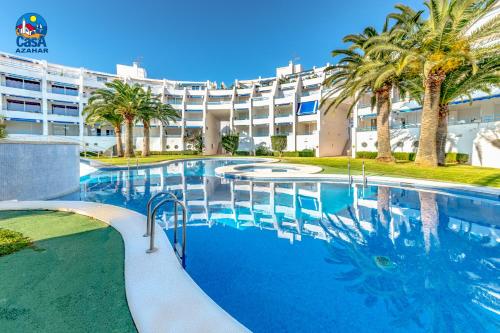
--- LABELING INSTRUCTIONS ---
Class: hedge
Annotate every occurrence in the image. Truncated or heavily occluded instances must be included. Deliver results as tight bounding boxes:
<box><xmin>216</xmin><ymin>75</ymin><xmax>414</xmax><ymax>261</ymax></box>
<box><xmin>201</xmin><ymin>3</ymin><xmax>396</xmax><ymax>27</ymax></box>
<box><xmin>135</xmin><ymin>150</ymin><xmax>199</xmax><ymax>156</ymax></box>
<box><xmin>393</xmin><ymin>152</ymin><xmax>416</xmax><ymax>161</ymax></box>
<box><xmin>356</xmin><ymin>151</ymin><xmax>469</xmax><ymax>164</ymax></box>
<box><xmin>273</xmin><ymin>149</ymin><xmax>316</xmax><ymax>157</ymax></box>
<box><xmin>235</xmin><ymin>151</ymin><xmax>250</xmax><ymax>156</ymax></box>
<box><xmin>445</xmin><ymin>152</ymin><xmax>469</xmax><ymax>164</ymax></box>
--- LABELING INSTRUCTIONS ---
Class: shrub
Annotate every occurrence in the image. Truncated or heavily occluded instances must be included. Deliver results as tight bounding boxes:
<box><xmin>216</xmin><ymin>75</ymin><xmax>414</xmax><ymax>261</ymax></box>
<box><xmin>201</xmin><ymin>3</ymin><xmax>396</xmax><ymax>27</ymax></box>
<box><xmin>255</xmin><ymin>145</ymin><xmax>272</xmax><ymax>156</ymax></box>
<box><xmin>184</xmin><ymin>132</ymin><xmax>204</xmax><ymax>153</ymax></box>
<box><xmin>0</xmin><ymin>228</ymin><xmax>32</xmax><ymax>257</ymax></box>
<box><xmin>393</xmin><ymin>152</ymin><xmax>416</xmax><ymax>161</ymax></box>
<box><xmin>271</xmin><ymin>135</ymin><xmax>287</xmax><ymax>157</ymax></box>
<box><xmin>445</xmin><ymin>152</ymin><xmax>469</xmax><ymax>164</ymax></box>
<box><xmin>356</xmin><ymin>151</ymin><xmax>378</xmax><ymax>159</ymax></box>
<box><xmin>273</xmin><ymin>149</ymin><xmax>315</xmax><ymax>157</ymax></box>
<box><xmin>456</xmin><ymin>153</ymin><xmax>469</xmax><ymax>164</ymax></box>
<box><xmin>0</xmin><ymin>123</ymin><xmax>6</xmax><ymax>139</ymax></box>
<box><xmin>221</xmin><ymin>133</ymin><xmax>240</xmax><ymax>155</ymax></box>
<box><xmin>235</xmin><ymin>151</ymin><xmax>250</xmax><ymax>156</ymax></box>
<box><xmin>136</xmin><ymin>150</ymin><xmax>199</xmax><ymax>156</ymax></box>
<box><xmin>276</xmin><ymin>151</ymin><xmax>299</xmax><ymax>157</ymax></box>
<box><xmin>299</xmin><ymin>149</ymin><xmax>315</xmax><ymax>157</ymax></box>
<box><xmin>445</xmin><ymin>152</ymin><xmax>458</xmax><ymax>164</ymax></box>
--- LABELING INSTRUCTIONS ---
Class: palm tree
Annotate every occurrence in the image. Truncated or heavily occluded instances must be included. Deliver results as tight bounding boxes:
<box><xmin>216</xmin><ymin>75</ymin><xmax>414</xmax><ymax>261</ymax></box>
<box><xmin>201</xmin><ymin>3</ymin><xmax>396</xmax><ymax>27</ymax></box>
<box><xmin>323</xmin><ymin>6</ymin><xmax>423</xmax><ymax>162</ymax></box>
<box><xmin>83</xmin><ymin>88</ymin><xmax>125</xmax><ymax>157</ymax></box>
<box><xmin>401</xmin><ymin>55</ymin><xmax>500</xmax><ymax>165</ymax></box>
<box><xmin>136</xmin><ymin>88</ymin><xmax>179</xmax><ymax>157</ymax></box>
<box><xmin>104</xmin><ymin>80</ymin><xmax>146</xmax><ymax>157</ymax></box>
<box><xmin>367</xmin><ymin>0</ymin><xmax>499</xmax><ymax>166</ymax></box>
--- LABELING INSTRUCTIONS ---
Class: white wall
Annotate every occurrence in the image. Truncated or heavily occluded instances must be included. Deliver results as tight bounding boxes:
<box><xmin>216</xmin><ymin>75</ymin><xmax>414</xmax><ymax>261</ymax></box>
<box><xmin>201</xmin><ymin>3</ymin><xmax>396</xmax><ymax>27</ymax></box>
<box><xmin>356</xmin><ymin>121</ymin><xmax>500</xmax><ymax>167</ymax></box>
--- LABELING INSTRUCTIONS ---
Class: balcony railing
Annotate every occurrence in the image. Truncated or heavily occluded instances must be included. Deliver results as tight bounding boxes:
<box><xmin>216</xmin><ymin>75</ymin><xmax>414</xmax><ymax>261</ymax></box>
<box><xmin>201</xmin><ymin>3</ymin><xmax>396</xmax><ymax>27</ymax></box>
<box><xmin>50</xmin><ymin>107</ymin><xmax>80</xmax><ymax>117</ymax></box>
<box><xmin>207</xmin><ymin>100</ymin><xmax>231</xmax><ymax>105</ymax></box>
<box><xmin>5</xmin><ymin>105</ymin><xmax>42</xmax><ymax>113</ymax></box>
<box><xmin>50</xmin><ymin>86</ymin><xmax>79</xmax><ymax>96</ymax></box>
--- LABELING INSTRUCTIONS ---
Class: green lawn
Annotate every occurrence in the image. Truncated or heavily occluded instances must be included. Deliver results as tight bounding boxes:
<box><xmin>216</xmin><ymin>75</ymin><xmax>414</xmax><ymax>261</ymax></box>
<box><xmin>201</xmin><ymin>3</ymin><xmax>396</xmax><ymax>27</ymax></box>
<box><xmin>88</xmin><ymin>154</ymin><xmax>500</xmax><ymax>188</ymax></box>
<box><xmin>280</xmin><ymin>156</ymin><xmax>500</xmax><ymax>187</ymax></box>
<box><xmin>0</xmin><ymin>210</ymin><xmax>137</xmax><ymax>332</ymax></box>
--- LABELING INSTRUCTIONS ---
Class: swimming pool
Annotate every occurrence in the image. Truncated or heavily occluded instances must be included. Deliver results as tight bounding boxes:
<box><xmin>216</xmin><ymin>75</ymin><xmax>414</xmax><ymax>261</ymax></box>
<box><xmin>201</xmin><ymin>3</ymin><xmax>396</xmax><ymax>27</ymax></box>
<box><xmin>79</xmin><ymin>159</ymin><xmax>500</xmax><ymax>332</ymax></box>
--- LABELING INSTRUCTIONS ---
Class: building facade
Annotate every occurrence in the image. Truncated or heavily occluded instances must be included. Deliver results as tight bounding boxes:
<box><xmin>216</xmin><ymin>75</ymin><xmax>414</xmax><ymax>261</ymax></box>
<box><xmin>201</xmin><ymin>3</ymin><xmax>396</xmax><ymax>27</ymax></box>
<box><xmin>0</xmin><ymin>52</ymin><xmax>350</xmax><ymax>157</ymax></box>
<box><xmin>0</xmin><ymin>51</ymin><xmax>498</xmax><ymax>167</ymax></box>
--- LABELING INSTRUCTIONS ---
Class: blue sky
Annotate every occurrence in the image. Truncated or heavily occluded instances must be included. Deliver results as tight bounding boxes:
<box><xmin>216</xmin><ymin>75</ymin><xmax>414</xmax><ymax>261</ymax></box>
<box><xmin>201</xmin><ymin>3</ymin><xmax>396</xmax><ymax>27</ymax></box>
<box><xmin>1</xmin><ymin>0</ymin><xmax>424</xmax><ymax>83</ymax></box>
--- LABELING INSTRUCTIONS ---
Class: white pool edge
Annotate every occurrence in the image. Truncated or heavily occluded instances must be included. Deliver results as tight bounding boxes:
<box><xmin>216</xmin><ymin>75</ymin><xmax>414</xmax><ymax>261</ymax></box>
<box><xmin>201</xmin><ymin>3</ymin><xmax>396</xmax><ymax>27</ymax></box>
<box><xmin>0</xmin><ymin>201</ymin><xmax>249</xmax><ymax>333</ymax></box>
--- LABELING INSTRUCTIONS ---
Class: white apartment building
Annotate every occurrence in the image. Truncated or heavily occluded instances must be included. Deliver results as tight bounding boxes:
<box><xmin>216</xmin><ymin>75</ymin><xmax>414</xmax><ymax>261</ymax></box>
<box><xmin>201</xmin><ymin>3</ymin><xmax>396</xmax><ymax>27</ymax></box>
<box><xmin>352</xmin><ymin>88</ymin><xmax>500</xmax><ymax>167</ymax></box>
<box><xmin>0</xmin><ymin>52</ymin><xmax>350</xmax><ymax>157</ymax></box>
<box><xmin>0</xmin><ymin>51</ymin><xmax>498</xmax><ymax>167</ymax></box>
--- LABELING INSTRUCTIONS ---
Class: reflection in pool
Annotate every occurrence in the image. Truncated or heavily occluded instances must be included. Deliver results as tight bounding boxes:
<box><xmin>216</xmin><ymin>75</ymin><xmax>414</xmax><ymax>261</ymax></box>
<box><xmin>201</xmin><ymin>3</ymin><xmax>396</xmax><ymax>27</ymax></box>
<box><xmin>78</xmin><ymin>159</ymin><xmax>500</xmax><ymax>332</ymax></box>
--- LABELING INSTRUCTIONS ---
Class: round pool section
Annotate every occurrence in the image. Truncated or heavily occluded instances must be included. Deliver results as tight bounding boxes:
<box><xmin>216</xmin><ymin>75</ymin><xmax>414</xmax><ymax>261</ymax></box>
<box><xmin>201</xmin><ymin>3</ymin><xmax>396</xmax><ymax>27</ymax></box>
<box><xmin>215</xmin><ymin>162</ymin><xmax>322</xmax><ymax>179</ymax></box>
<box><xmin>78</xmin><ymin>159</ymin><xmax>500</xmax><ymax>333</ymax></box>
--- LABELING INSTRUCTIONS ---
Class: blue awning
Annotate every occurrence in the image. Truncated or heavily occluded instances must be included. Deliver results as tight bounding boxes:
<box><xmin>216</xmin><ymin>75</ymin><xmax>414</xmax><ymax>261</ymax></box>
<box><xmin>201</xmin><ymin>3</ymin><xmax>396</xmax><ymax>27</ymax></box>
<box><xmin>297</xmin><ymin>100</ymin><xmax>318</xmax><ymax>115</ymax></box>
<box><xmin>186</xmin><ymin>125</ymin><xmax>203</xmax><ymax>128</ymax></box>
<box><xmin>185</xmin><ymin>109</ymin><xmax>203</xmax><ymax>112</ymax></box>
<box><xmin>6</xmin><ymin>117</ymin><xmax>40</xmax><ymax>123</ymax></box>
<box><xmin>396</xmin><ymin>93</ymin><xmax>500</xmax><ymax>113</ymax></box>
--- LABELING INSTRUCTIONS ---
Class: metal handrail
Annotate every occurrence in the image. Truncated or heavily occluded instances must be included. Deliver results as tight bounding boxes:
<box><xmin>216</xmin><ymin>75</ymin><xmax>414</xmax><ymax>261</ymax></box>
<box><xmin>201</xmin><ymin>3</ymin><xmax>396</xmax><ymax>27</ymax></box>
<box><xmin>144</xmin><ymin>191</ymin><xmax>178</xmax><ymax>237</ymax></box>
<box><xmin>146</xmin><ymin>197</ymin><xmax>187</xmax><ymax>268</ymax></box>
<box><xmin>362</xmin><ymin>161</ymin><xmax>367</xmax><ymax>187</ymax></box>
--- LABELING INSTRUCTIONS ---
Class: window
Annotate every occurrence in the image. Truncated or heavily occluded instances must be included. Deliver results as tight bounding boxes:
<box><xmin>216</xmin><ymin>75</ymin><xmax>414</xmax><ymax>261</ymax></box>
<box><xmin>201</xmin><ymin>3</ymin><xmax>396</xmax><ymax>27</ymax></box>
<box><xmin>5</xmin><ymin>77</ymin><xmax>41</xmax><ymax>91</ymax></box>
<box><xmin>52</xmin><ymin>84</ymin><xmax>78</xmax><ymax>96</ymax></box>
<box><xmin>7</xmin><ymin>99</ymin><xmax>41</xmax><ymax>113</ymax></box>
<box><xmin>51</xmin><ymin>104</ymin><xmax>79</xmax><ymax>117</ymax></box>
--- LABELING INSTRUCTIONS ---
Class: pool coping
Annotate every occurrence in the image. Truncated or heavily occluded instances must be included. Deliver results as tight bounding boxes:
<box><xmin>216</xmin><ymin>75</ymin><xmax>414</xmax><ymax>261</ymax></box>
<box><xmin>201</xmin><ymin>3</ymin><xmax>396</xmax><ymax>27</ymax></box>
<box><xmin>215</xmin><ymin>162</ymin><xmax>323</xmax><ymax>179</ymax></box>
<box><xmin>81</xmin><ymin>156</ymin><xmax>278</xmax><ymax>171</ymax></box>
<box><xmin>0</xmin><ymin>201</ymin><xmax>249</xmax><ymax>333</ymax></box>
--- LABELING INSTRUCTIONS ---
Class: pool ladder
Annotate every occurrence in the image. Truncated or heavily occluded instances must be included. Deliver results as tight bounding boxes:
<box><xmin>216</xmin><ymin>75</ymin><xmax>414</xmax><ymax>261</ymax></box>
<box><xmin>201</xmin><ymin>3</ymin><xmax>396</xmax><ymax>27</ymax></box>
<box><xmin>144</xmin><ymin>191</ymin><xmax>187</xmax><ymax>268</ymax></box>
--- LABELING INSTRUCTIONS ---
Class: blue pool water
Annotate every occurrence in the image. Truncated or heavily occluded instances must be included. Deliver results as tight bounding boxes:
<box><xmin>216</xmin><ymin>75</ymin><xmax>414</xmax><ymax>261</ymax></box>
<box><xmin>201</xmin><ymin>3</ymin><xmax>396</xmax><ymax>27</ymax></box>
<box><xmin>77</xmin><ymin>159</ymin><xmax>500</xmax><ymax>332</ymax></box>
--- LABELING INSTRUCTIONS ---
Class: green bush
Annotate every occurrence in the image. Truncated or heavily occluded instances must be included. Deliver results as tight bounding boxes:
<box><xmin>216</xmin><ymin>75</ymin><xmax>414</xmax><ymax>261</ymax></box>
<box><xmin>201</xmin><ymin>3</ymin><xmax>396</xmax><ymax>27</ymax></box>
<box><xmin>255</xmin><ymin>145</ymin><xmax>272</xmax><ymax>156</ymax></box>
<box><xmin>445</xmin><ymin>152</ymin><xmax>469</xmax><ymax>164</ymax></box>
<box><xmin>235</xmin><ymin>151</ymin><xmax>250</xmax><ymax>156</ymax></box>
<box><xmin>136</xmin><ymin>150</ymin><xmax>199</xmax><ymax>156</ymax></box>
<box><xmin>273</xmin><ymin>149</ymin><xmax>315</xmax><ymax>157</ymax></box>
<box><xmin>393</xmin><ymin>152</ymin><xmax>416</xmax><ymax>161</ymax></box>
<box><xmin>299</xmin><ymin>149</ymin><xmax>315</xmax><ymax>157</ymax></box>
<box><xmin>456</xmin><ymin>153</ymin><xmax>469</xmax><ymax>164</ymax></box>
<box><xmin>271</xmin><ymin>135</ymin><xmax>287</xmax><ymax>157</ymax></box>
<box><xmin>0</xmin><ymin>123</ymin><xmax>6</xmax><ymax>139</ymax></box>
<box><xmin>0</xmin><ymin>228</ymin><xmax>32</xmax><ymax>257</ymax></box>
<box><xmin>221</xmin><ymin>133</ymin><xmax>240</xmax><ymax>155</ymax></box>
<box><xmin>356</xmin><ymin>151</ymin><xmax>378</xmax><ymax>159</ymax></box>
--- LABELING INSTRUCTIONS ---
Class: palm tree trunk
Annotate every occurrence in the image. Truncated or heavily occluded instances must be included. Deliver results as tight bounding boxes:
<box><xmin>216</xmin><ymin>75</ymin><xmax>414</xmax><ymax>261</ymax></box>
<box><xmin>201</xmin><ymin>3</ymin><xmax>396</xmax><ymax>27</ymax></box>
<box><xmin>124</xmin><ymin>117</ymin><xmax>134</xmax><ymax>158</ymax></box>
<box><xmin>142</xmin><ymin>120</ymin><xmax>150</xmax><ymax>157</ymax></box>
<box><xmin>375</xmin><ymin>84</ymin><xmax>395</xmax><ymax>162</ymax></box>
<box><xmin>415</xmin><ymin>70</ymin><xmax>446</xmax><ymax>167</ymax></box>
<box><xmin>436</xmin><ymin>104</ymin><xmax>448</xmax><ymax>166</ymax></box>
<box><xmin>114</xmin><ymin>126</ymin><xmax>124</xmax><ymax>157</ymax></box>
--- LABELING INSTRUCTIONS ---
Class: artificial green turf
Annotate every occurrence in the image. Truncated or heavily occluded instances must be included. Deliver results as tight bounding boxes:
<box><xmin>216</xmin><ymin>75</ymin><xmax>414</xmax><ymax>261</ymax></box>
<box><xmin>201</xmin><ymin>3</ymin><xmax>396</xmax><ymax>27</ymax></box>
<box><xmin>0</xmin><ymin>210</ymin><xmax>137</xmax><ymax>333</ymax></box>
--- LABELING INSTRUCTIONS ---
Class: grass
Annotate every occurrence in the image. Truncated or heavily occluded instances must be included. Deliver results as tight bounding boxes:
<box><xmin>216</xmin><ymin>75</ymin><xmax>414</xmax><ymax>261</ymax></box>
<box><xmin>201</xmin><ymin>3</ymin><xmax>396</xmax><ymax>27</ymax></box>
<box><xmin>87</xmin><ymin>154</ymin><xmax>500</xmax><ymax>188</ymax></box>
<box><xmin>0</xmin><ymin>210</ymin><xmax>136</xmax><ymax>332</ymax></box>
<box><xmin>279</xmin><ymin>156</ymin><xmax>500</xmax><ymax>188</ymax></box>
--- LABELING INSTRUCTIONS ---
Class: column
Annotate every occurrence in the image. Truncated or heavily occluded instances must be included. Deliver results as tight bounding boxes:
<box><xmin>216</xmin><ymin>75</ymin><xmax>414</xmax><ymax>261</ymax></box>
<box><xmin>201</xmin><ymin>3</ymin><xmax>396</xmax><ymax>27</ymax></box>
<box><xmin>41</xmin><ymin>61</ymin><xmax>48</xmax><ymax>136</ymax></box>
<box><xmin>78</xmin><ymin>68</ymin><xmax>85</xmax><ymax>143</ymax></box>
